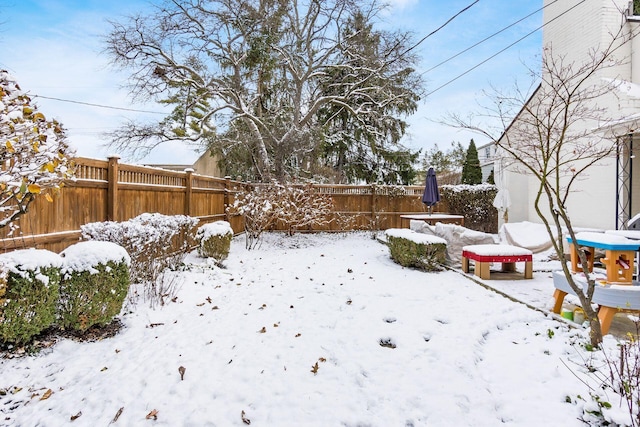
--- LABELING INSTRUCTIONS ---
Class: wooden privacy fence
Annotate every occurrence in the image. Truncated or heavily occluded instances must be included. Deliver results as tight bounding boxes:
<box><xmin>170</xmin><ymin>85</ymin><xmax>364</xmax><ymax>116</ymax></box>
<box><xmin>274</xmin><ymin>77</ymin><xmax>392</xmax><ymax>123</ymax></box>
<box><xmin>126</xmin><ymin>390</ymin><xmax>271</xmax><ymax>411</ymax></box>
<box><xmin>0</xmin><ymin>157</ymin><xmax>244</xmax><ymax>253</ymax></box>
<box><xmin>260</xmin><ymin>183</ymin><xmax>445</xmax><ymax>231</ymax></box>
<box><xmin>0</xmin><ymin>157</ymin><xmax>444</xmax><ymax>253</ymax></box>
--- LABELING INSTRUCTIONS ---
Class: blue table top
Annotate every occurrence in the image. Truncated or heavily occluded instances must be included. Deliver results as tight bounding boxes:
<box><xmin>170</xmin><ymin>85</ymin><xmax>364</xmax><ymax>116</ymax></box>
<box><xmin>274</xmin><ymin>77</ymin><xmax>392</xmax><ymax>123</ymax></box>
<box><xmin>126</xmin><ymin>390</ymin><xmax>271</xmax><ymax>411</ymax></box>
<box><xmin>567</xmin><ymin>235</ymin><xmax>640</xmax><ymax>251</ymax></box>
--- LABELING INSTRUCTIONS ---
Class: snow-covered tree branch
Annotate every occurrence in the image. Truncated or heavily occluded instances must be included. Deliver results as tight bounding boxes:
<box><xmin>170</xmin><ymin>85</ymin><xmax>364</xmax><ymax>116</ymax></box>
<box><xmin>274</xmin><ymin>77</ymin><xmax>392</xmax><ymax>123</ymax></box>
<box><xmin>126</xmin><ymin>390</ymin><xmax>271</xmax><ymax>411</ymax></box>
<box><xmin>104</xmin><ymin>0</ymin><xmax>423</xmax><ymax>183</ymax></box>
<box><xmin>0</xmin><ymin>70</ymin><xmax>75</xmax><ymax>229</ymax></box>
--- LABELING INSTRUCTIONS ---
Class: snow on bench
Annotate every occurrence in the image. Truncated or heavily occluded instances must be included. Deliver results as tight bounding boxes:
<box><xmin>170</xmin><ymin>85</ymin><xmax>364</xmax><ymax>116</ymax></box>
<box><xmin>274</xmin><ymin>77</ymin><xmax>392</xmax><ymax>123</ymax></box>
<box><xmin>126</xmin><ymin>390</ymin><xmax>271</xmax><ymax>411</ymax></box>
<box><xmin>461</xmin><ymin>244</ymin><xmax>533</xmax><ymax>280</ymax></box>
<box><xmin>552</xmin><ymin>271</ymin><xmax>640</xmax><ymax>335</ymax></box>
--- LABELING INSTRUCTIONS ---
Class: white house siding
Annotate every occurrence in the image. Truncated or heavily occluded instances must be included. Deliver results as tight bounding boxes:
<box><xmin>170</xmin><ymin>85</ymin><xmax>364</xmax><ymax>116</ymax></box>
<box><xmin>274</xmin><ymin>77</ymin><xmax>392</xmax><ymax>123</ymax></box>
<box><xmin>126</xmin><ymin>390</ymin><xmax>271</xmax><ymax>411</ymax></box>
<box><xmin>631</xmin><ymin>139</ymin><xmax>640</xmax><ymax>217</ymax></box>
<box><xmin>477</xmin><ymin>142</ymin><xmax>495</xmax><ymax>183</ymax></box>
<box><xmin>502</xmin><ymin>164</ymin><xmax>529</xmax><ymax>227</ymax></box>
<box><xmin>503</xmin><ymin>0</ymin><xmax>638</xmax><ymax>230</ymax></box>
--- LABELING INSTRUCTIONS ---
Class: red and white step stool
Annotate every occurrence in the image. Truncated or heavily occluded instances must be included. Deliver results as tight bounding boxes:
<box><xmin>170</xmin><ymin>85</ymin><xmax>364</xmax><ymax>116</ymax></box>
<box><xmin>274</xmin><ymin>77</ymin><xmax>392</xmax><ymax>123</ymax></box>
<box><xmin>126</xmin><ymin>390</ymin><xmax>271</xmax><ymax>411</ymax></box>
<box><xmin>461</xmin><ymin>244</ymin><xmax>533</xmax><ymax>280</ymax></box>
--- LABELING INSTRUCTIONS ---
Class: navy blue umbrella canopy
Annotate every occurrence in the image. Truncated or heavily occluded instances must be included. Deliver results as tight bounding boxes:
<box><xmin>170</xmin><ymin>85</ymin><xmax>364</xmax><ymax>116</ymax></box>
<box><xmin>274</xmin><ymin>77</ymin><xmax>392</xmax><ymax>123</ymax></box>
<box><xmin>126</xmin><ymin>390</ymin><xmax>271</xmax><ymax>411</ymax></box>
<box><xmin>422</xmin><ymin>167</ymin><xmax>440</xmax><ymax>213</ymax></box>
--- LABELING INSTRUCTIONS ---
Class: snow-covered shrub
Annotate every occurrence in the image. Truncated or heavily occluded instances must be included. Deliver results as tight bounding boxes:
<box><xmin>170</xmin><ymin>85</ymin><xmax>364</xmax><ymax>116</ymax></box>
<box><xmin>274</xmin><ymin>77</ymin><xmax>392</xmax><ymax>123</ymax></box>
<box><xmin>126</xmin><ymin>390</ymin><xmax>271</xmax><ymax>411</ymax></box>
<box><xmin>277</xmin><ymin>183</ymin><xmax>333</xmax><ymax>236</ymax></box>
<box><xmin>385</xmin><ymin>229</ymin><xmax>447</xmax><ymax>272</ymax></box>
<box><xmin>0</xmin><ymin>70</ymin><xmax>75</xmax><ymax>229</ymax></box>
<box><xmin>440</xmin><ymin>184</ymin><xmax>498</xmax><ymax>233</ymax></box>
<box><xmin>229</xmin><ymin>185</ymin><xmax>280</xmax><ymax>249</ymax></box>
<box><xmin>0</xmin><ymin>249</ymin><xmax>62</xmax><ymax>344</ymax></box>
<box><xmin>81</xmin><ymin>213</ymin><xmax>198</xmax><ymax>307</ymax></box>
<box><xmin>197</xmin><ymin>221</ymin><xmax>233</xmax><ymax>265</ymax></box>
<box><xmin>58</xmin><ymin>241</ymin><xmax>131</xmax><ymax>332</ymax></box>
<box><xmin>230</xmin><ymin>183</ymin><xmax>334</xmax><ymax>249</ymax></box>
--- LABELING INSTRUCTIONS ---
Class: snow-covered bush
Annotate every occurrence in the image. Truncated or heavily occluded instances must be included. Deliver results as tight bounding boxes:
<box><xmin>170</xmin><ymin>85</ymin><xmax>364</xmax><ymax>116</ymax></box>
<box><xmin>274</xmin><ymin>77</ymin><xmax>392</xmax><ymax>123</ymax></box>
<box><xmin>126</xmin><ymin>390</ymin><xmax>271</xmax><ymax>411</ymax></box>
<box><xmin>81</xmin><ymin>213</ymin><xmax>198</xmax><ymax>306</ymax></box>
<box><xmin>197</xmin><ymin>221</ymin><xmax>233</xmax><ymax>265</ymax></box>
<box><xmin>385</xmin><ymin>228</ymin><xmax>447</xmax><ymax>272</ymax></box>
<box><xmin>440</xmin><ymin>184</ymin><xmax>498</xmax><ymax>233</ymax></box>
<box><xmin>278</xmin><ymin>183</ymin><xmax>333</xmax><ymax>236</ymax></box>
<box><xmin>229</xmin><ymin>185</ymin><xmax>279</xmax><ymax>249</ymax></box>
<box><xmin>0</xmin><ymin>249</ymin><xmax>62</xmax><ymax>344</ymax></box>
<box><xmin>58</xmin><ymin>241</ymin><xmax>131</xmax><ymax>332</ymax></box>
<box><xmin>230</xmin><ymin>183</ymin><xmax>334</xmax><ymax>249</ymax></box>
<box><xmin>0</xmin><ymin>70</ymin><xmax>75</xmax><ymax>229</ymax></box>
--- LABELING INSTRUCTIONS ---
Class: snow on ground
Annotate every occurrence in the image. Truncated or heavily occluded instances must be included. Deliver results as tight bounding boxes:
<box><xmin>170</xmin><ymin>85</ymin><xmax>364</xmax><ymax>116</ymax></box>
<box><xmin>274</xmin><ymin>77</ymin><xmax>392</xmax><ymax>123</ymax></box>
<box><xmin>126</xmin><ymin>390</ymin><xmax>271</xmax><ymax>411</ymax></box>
<box><xmin>0</xmin><ymin>232</ymin><xmax>633</xmax><ymax>426</ymax></box>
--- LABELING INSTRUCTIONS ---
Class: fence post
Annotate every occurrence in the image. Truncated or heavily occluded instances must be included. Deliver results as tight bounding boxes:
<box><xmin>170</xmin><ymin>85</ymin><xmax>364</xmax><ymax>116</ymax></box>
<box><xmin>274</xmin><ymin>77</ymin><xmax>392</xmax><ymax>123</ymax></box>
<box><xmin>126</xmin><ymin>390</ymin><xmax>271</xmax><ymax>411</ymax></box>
<box><xmin>185</xmin><ymin>168</ymin><xmax>194</xmax><ymax>216</ymax></box>
<box><xmin>370</xmin><ymin>184</ymin><xmax>376</xmax><ymax>222</ymax></box>
<box><xmin>107</xmin><ymin>156</ymin><xmax>119</xmax><ymax>221</ymax></box>
<box><xmin>224</xmin><ymin>176</ymin><xmax>231</xmax><ymax>223</ymax></box>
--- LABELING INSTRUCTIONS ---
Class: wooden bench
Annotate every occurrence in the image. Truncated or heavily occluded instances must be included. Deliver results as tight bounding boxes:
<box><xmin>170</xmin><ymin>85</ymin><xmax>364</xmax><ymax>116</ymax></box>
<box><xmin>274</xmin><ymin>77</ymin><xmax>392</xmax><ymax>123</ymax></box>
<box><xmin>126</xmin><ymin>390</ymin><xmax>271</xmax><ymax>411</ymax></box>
<box><xmin>461</xmin><ymin>244</ymin><xmax>533</xmax><ymax>280</ymax></box>
<box><xmin>552</xmin><ymin>271</ymin><xmax>640</xmax><ymax>335</ymax></box>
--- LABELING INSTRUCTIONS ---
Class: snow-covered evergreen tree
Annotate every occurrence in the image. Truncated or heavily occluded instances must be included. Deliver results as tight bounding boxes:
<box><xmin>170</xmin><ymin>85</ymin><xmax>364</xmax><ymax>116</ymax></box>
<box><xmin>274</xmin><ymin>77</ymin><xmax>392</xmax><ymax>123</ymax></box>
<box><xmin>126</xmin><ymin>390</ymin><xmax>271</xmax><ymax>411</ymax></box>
<box><xmin>461</xmin><ymin>139</ymin><xmax>482</xmax><ymax>185</ymax></box>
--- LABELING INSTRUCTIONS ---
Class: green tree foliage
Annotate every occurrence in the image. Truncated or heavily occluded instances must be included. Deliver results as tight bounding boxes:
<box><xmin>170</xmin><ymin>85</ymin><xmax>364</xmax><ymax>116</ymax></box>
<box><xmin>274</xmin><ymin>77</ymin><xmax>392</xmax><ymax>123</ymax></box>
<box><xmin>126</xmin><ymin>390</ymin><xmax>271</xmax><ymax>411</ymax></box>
<box><xmin>104</xmin><ymin>0</ymin><xmax>423</xmax><ymax>183</ymax></box>
<box><xmin>461</xmin><ymin>139</ymin><xmax>482</xmax><ymax>184</ymax></box>
<box><xmin>316</xmin><ymin>11</ymin><xmax>422</xmax><ymax>184</ymax></box>
<box><xmin>422</xmin><ymin>141</ymin><xmax>465</xmax><ymax>179</ymax></box>
<box><xmin>486</xmin><ymin>168</ymin><xmax>495</xmax><ymax>184</ymax></box>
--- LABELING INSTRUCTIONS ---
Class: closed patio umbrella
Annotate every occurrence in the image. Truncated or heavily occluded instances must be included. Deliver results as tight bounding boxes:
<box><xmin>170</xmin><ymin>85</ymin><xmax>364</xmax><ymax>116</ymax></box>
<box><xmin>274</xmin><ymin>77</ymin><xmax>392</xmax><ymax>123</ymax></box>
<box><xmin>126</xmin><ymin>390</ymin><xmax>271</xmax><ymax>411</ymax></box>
<box><xmin>422</xmin><ymin>167</ymin><xmax>440</xmax><ymax>215</ymax></box>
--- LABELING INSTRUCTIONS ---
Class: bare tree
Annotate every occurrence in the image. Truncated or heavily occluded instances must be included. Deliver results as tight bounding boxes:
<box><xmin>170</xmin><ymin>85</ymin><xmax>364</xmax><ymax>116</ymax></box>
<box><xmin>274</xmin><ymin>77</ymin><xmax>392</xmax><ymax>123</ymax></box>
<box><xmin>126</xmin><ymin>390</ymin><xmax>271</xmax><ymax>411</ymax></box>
<box><xmin>104</xmin><ymin>0</ymin><xmax>423</xmax><ymax>182</ymax></box>
<box><xmin>448</xmin><ymin>25</ymin><xmax>640</xmax><ymax>347</ymax></box>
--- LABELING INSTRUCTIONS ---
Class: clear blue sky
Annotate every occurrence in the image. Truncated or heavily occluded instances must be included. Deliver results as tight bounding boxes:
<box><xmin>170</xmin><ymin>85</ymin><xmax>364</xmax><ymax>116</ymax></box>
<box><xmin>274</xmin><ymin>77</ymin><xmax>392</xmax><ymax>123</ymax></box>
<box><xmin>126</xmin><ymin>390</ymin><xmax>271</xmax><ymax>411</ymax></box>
<box><xmin>1</xmin><ymin>0</ymin><xmax>543</xmax><ymax>165</ymax></box>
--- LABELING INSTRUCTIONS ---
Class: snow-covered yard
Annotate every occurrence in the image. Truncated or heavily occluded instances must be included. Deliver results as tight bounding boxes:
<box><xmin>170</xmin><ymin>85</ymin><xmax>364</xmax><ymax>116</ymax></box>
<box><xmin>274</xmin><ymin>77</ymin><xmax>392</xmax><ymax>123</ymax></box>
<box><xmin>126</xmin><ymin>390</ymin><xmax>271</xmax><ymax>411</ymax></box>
<box><xmin>0</xmin><ymin>232</ymin><xmax>635</xmax><ymax>426</ymax></box>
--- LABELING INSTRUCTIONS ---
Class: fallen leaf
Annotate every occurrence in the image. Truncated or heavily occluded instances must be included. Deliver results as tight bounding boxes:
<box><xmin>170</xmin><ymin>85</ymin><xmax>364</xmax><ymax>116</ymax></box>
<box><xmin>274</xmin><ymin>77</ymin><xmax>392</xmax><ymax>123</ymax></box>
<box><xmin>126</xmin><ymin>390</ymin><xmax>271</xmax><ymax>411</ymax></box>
<box><xmin>319</xmin><ymin>357</ymin><xmax>326</xmax><ymax>363</ymax></box>
<box><xmin>40</xmin><ymin>389</ymin><xmax>53</xmax><ymax>400</ymax></box>
<box><xmin>147</xmin><ymin>323</ymin><xmax>164</xmax><ymax>328</ymax></box>
<box><xmin>311</xmin><ymin>362</ymin><xmax>319</xmax><ymax>375</ymax></box>
<box><xmin>146</xmin><ymin>409</ymin><xmax>158</xmax><ymax>420</ymax></box>
<box><xmin>241</xmin><ymin>410</ymin><xmax>251</xmax><ymax>425</ymax></box>
<box><xmin>295</xmin><ymin>333</ymin><xmax>301</xmax><ymax>337</ymax></box>
<box><xmin>206</xmin><ymin>296</ymin><xmax>212</xmax><ymax>303</ymax></box>
<box><xmin>196</xmin><ymin>303</ymin><xmax>205</xmax><ymax>307</ymax></box>
<box><xmin>273</xmin><ymin>323</ymin><xmax>279</xmax><ymax>327</ymax></box>
<box><xmin>178</xmin><ymin>366</ymin><xmax>186</xmax><ymax>381</ymax></box>
<box><xmin>70</xmin><ymin>411</ymin><xmax>82</xmax><ymax>421</ymax></box>
<box><xmin>101</xmin><ymin>367</ymin><xmax>108</xmax><ymax>372</ymax></box>
<box><xmin>212</xmin><ymin>305</ymin><xmax>219</xmax><ymax>310</ymax></box>
<box><xmin>113</xmin><ymin>407</ymin><xmax>124</xmax><ymax>422</ymax></box>
<box><xmin>258</xmin><ymin>326</ymin><xmax>266</xmax><ymax>333</ymax></box>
